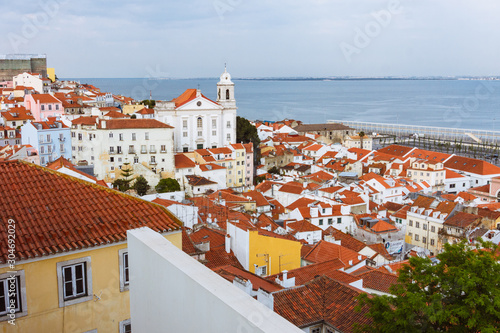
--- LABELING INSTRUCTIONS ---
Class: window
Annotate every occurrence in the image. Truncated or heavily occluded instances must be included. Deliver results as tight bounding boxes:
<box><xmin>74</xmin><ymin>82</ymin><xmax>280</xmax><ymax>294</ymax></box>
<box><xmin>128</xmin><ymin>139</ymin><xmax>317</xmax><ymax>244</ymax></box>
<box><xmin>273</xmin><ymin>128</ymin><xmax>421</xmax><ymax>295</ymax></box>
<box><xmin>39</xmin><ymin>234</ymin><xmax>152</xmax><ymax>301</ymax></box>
<box><xmin>198</xmin><ymin>131</ymin><xmax>203</xmax><ymax>137</ymax></box>
<box><xmin>212</xmin><ymin>130</ymin><xmax>217</xmax><ymax>136</ymax></box>
<box><xmin>119</xmin><ymin>249</ymin><xmax>129</xmax><ymax>292</ymax></box>
<box><xmin>132</xmin><ymin>133</ymin><xmax>136</xmax><ymax>141</ymax></box>
<box><xmin>57</xmin><ymin>257</ymin><xmax>92</xmax><ymax>307</ymax></box>
<box><xmin>227</xmin><ymin>121</ymin><xmax>231</xmax><ymax>128</ymax></box>
<box><xmin>145</xmin><ymin>132</ymin><xmax>149</xmax><ymax>140</ymax></box>
<box><xmin>197</xmin><ymin>117</ymin><xmax>202</xmax><ymax>128</ymax></box>
<box><xmin>40</xmin><ymin>146</ymin><xmax>45</xmax><ymax>154</ymax></box>
<box><xmin>183</xmin><ymin>132</ymin><xmax>188</xmax><ymax>137</ymax></box>
<box><xmin>423</xmin><ymin>224</ymin><xmax>427</xmax><ymax>230</ymax></box>
<box><xmin>133</xmin><ymin>156</ymin><xmax>139</xmax><ymax>164</ymax></box>
<box><xmin>78</xmin><ymin>133</ymin><xmax>82</xmax><ymax>141</ymax></box>
<box><xmin>337</xmin><ymin>217</ymin><xmax>342</xmax><ymax>224</ymax></box>
<box><xmin>328</xmin><ymin>218</ymin><xmax>333</xmax><ymax>225</ymax></box>
<box><xmin>71</xmin><ymin>132</ymin><xmax>76</xmax><ymax>138</ymax></box>
<box><xmin>110</xmin><ymin>146</ymin><xmax>115</xmax><ymax>153</ymax></box>
<box><xmin>310</xmin><ymin>327</ymin><xmax>321</xmax><ymax>333</ymax></box>
<box><xmin>227</xmin><ymin>134</ymin><xmax>231</xmax><ymax>141</ymax></box>
<box><xmin>319</xmin><ymin>219</ymin><xmax>323</xmax><ymax>225</ymax></box>
<box><xmin>150</xmin><ymin>145</ymin><xmax>156</xmax><ymax>153</ymax></box>
<box><xmin>415</xmin><ymin>235</ymin><xmax>419</xmax><ymax>241</ymax></box>
<box><xmin>415</xmin><ymin>222</ymin><xmax>420</xmax><ymax>228</ymax></box>
<box><xmin>183</xmin><ymin>147</ymin><xmax>188</xmax><ymax>152</ymax></box>
<box><xmin>256</xmin><ymin>266</ymin><xmax>267</xmax><ymax>276</ymax></box>
<box><xmin>212</xmin><ymin>119</ymin><xmax>216</xmax><ymax>129</ymax></box>
<box><xmin>117</xmin><ymin>146</ymin><xmax>122</xmax><ymax>154</ymax></box>
<box><xmin>56</xmin><ymin>104</ymin><xmax>59</xmax><ymax>110</ymax></box>
<box><xmin>119</xmin><ymin>133</ymin><xmax>123</xmax><ymax>141</ymax></box>
<box><xmin>450</xmin><ymin>184</ymin><xmax>456</xmax><ymax>189</ymax></box>
<box><xmin>109</xmin><ymin>132</ymin><xmax>113</xmax><ymax>138</ymax></box>
<box><xmin>409</xmin><ymin>220</ymin><xmax>413</xmax><ymax>227</ymax></box>
<box><xmin>161</xmin><ymin>145</ymin><xmax>166</xmax><ymax>152</ymax></box>
<box><xmin>120</xmin><ymin>319</ymin><xmax>132</xmax><ymax>333</ymax></box>
<box><xmin>41</xmin><ymin>105</ymin><xmax>45</xmax><ymax>111</ymax></box>
<box><xmin>422</xmin><ymin>237</ymin><xmax>427</xmax><ymax>244</ymax></box>
<box><xmin>110</xmin><ymin>157</ymin><xmax>114</xmax><ymax>162</ymax></box>
<box><xmin>78</xmin><ymin>146</ymin><xmax>82</xmax><ymax>152</ymax></box>
<box><xmin>431</xmin><ymin>226</ymin><xmax>435</xmax><ymax>232</ymax></box>
<box><xmin>226</xmin><ymin>89</ymin><xmax>230</xmax><ymax>100</ymax></box>
<box><xmin>0</xmin><ymin>270</ymin><xmax>27</xmax><ymax>320</ymax></box>
<box><xmin>430</xmin><ymin>239</ymin><xmax>435</xmax><ymax>246</ymax></box>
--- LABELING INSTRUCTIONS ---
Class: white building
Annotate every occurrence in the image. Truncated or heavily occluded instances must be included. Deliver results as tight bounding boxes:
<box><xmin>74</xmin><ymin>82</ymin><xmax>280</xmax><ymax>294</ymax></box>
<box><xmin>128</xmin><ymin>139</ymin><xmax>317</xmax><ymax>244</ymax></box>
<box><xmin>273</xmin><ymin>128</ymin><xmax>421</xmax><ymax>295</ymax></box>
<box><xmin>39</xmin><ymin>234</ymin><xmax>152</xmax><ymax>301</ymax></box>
<box><xmin>155</xmin><ymin>68</ymin><xmax>237</xmax><ymax>152</ymax></box>
<box><xmin>71</xmin><ymin>117</ymin><xmax>175</xmax><ymax>185</ymax></box>
<box><xmin>13</xmin><ymin>72</ymin><xmax>50</xmax><ymax>93</ymax></box>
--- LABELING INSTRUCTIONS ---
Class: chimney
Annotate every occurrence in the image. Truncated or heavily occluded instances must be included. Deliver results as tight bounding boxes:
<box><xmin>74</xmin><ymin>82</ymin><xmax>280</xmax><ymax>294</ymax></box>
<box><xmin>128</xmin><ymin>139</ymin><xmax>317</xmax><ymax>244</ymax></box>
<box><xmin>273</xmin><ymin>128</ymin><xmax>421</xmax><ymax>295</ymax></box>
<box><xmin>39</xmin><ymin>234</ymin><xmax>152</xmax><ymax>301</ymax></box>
<box><xmin>225</xmin><ymin>234</ymin><xmax>231</xmax><ymax>254</ymax></box>
<box><xmin>282</xmin><ymin>270</ymin><xmax>288</xmax><ymax>281</ymax></box>
<box><xmin>303</xmin><ymin>181</ymin><xmax>307</xmax><ymax>188</ymax></box>
<box><xmin>348</xmin><ymin>260</ymin><xmax>353</xmax><ymax>266</ymax></box>
<box><xmin>358</xmin><ymin>255</ymin><xmax>362</xmax><ymax>260</ymax></box>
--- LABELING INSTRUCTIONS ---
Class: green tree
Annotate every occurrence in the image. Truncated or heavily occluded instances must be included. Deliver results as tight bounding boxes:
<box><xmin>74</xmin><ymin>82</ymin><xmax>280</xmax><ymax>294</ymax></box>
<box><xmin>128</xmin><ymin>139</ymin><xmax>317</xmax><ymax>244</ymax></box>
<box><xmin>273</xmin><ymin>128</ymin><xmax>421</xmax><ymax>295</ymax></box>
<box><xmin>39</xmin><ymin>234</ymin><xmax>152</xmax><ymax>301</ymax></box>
<box><xmin>236</xmin><ymin>116</ymin><xmax>260</xmax><ymax>148</ymax></box>
<box><xmin>133</xmin><ymin>176</ymin><xmax>150</xmax><ymax>196</ymax></box>
<box><xmin>130</xmin><ymin>114</ymin><xmax>137</xmax><ymax>119</ymax></box>
<box><xmin>357</xmin><ymin>240</ymin><xmax>500</xmax><ymax>333</ymax></box>
<box><xmin>268</xmin><ymin>166</ymin><xmax>280</xmax><ymax>175</ymax></box>
<box><xmin>141</xmin><ymin>99</ymin><xmax>156</xmax><ymax>109</ymax></box>
<box><xmin>112</xmin><ymin>162</ymin><xmax>134</xmax><ymax>192</ymax></box>
<box><xmin>155</xmin><ymin>178</ymin><xmax>180</xmax><ymax>193</ymax></box>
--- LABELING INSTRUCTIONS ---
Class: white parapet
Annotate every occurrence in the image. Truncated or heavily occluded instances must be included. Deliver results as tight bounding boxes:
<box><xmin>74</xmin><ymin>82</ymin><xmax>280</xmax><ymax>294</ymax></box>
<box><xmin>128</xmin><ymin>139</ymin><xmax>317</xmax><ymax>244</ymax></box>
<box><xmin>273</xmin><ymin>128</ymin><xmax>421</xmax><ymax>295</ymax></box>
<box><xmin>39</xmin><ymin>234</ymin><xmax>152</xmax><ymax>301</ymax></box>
<box><xmin>127</xmin><ymin>227</ymin><xmax>302</xmax><ymax>333</ymax></box>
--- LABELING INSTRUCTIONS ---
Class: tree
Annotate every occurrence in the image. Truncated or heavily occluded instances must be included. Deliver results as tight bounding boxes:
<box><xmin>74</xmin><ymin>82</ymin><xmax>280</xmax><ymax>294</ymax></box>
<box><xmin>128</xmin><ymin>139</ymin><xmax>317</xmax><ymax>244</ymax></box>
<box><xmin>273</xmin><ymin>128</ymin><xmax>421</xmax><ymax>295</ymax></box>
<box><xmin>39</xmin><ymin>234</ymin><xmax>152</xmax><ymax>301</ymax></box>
<box><xmin>130</xmin><ymin>114</ymin><xmax>137</xmax><ymax>119</ymax></box>
<box><xmin>268</xmin><ymin>166</ymin><xmax>280</xmax><ymax>175</ymax></box>
<box><xmin>133</xmin><ymin>176</ymin><xmax>150</xmax><ymax>196</ymax></box>
<box><xmin>359</xmin><ymin>131</ymin><xmax>365</xmax><ymax>150</ymax></box>
<box><xmin>357</xmin><ymin>240</ymin><xmax>500</xmax><ymax>333</ymax></box>
<box><xmin>112</xmin><ymin>162</ymin><xmax>134</xmax><ymax>192</ymax></box>
<box><xmin>141</xmin><ymin>99</ymin><xmax>156</xmax><ymax>109</ymax></box>
<box><xmin>236</xmin><ymin>116</ymin><xmax>260</xmax><ymax>148</ymax></box>
<box><xmin>155</xmin><ymin>178</ymin><xmax>180</xmax><ymax>193</ymax></box>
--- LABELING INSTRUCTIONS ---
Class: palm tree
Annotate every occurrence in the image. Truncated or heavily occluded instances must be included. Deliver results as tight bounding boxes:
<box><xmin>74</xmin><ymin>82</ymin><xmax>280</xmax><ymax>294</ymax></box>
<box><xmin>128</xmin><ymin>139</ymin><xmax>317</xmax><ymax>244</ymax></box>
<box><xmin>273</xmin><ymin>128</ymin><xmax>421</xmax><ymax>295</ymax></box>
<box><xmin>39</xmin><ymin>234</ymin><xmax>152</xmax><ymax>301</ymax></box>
<box><xmin>359</xmin><ymin>131</ymin><xmax>365</xmax><ymax>149</ymax></box>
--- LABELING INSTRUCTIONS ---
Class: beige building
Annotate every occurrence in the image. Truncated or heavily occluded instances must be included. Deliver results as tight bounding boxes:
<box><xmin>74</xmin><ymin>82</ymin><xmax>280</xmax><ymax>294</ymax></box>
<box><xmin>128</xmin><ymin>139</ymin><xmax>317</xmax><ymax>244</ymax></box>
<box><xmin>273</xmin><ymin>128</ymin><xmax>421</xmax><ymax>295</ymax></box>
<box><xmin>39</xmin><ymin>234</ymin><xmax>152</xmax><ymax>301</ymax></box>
<box><xmin>344</xmin><ymin>134</ymin><xmax>373</xmax><ymax>150</ymax></box>
<box><xmin>406</xmin><ymin>158</ymin><xmax>445</xmax><ymax>190</ymax></box>
<box><xmin>293</xmin><ymin>123</ymin><xmax>355</xmax><ymax>143</ymax></box>
<box><xmin>71</xmin><ymin>117</ymin><xmax>175</xmax><ymax>185</ymax></box>
<box><xmin>406</xmin><ymin>196</ymin><xmax>458</xmax><ymax>254</ymax></box>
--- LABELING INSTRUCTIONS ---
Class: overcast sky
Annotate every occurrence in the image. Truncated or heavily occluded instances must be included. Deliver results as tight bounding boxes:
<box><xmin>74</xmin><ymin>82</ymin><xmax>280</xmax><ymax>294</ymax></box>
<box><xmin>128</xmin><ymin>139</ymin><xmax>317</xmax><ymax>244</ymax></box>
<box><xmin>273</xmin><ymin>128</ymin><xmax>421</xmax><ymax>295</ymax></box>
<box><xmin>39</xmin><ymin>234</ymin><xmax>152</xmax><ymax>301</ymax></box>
<box><xmin>2</xmin><ymin>0</ymin><xmax>499</xmax><ymax>78</ymax></box>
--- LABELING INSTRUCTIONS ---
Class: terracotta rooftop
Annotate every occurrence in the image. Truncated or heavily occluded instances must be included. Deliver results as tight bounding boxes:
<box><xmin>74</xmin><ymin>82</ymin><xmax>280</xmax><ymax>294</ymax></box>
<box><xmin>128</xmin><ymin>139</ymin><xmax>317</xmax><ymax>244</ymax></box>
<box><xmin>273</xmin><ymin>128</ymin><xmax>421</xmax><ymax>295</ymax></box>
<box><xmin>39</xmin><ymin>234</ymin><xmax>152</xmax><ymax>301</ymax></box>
<box><xmin>303</xmin><ymin>240</ymin><xmax>366</xmax><ymax>266</ymax></box>
<box><xmin>445</xmin><ymin>155</ymin><xmax>500</xmax><ymax>176</ymax></box>
<box><xmin>174</xmin><ymin>153</ymin><xmax>196</xmax><ymax>169</ymax></box>
<box><xmin>213</xmin><ymin>265</ymin><xmax>283</xmax><ymax>293</ymax></box>
<box><xmin>443</xmin><ymin>211</ymin><xmax>481</xmax><ymax>229</ymax></box>
<box><xmin>273</xmin><ymin>276</ymin><xmax>372</xmax><ymax>331</ymax></box>
<box><xmin>0</xmin><ymin>160</ymin><xmax>182</xmax><ymax>263</ymax></box>
<box><xmin>104</xmin><ymin>118</ymin><xmax>173</xmax><ymax>129</ymax></box>
<box><xmin>355</xmin><ymin>268</ymin><xmax>398</xmax><ymax>294</ymax></box>
<box><xmin>268</xmin><ymin>259</ymin><xmax>355</xmax><ymax>286</ymax></box>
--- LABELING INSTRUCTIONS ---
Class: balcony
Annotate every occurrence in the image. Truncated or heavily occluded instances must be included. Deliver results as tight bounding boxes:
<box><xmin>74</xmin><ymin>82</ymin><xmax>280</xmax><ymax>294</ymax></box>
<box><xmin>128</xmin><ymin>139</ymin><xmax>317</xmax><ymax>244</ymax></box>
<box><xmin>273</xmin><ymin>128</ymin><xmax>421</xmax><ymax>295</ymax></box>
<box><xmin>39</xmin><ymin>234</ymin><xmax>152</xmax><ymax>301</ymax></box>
<box><xmin>128</xmin><ymin>149</ymin><xmax>136</xmax><ymax>154</ymax></box>
<box><xmin>150</xmin><ymin>149</ymin><xmax>157</xmax><ymax>154</ymax></box>
<box><xmin>149</xmin><ymin>161</ymin><xmax>157</xmax><ymax>165</ymax></box>
<box><xmin>109</xmin><ymin>150</ymin><xmax>115</xmax><ymax>155</ymax></box>
<box><xmin>160</xmin><ymin>150</ymin><xmax>166</xmax><ymax>153</ymax></box>
<box><xmin>141</xmin><ymin>149</ymin><xmax>147</xmax><ymax>154</ymax></box>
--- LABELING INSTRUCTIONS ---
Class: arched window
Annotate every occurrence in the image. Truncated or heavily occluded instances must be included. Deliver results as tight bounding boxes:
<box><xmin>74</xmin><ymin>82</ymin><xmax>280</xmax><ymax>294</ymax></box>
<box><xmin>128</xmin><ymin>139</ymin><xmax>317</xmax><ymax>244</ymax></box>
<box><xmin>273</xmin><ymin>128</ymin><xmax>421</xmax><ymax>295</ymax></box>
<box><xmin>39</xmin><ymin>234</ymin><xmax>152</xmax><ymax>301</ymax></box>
<box><xmin>197</xmin><ymin>117</ymin><xmax>202</xmax><ymax>128</ymax></box>
<box><xmin>226</xmin><ymin>89</ymin><xmax>230</xmax><ymax>100</ymax></box>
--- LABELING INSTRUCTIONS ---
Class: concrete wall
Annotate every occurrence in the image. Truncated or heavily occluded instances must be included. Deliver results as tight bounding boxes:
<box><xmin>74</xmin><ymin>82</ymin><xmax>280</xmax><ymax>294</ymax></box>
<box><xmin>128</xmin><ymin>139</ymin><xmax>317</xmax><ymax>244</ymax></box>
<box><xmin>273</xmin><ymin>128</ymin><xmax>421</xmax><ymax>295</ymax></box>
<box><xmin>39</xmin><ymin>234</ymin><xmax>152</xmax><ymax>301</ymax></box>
<box><xmin>127</xmin><ymin>227</ymin><xmax>302</xmax><ymax>333</ymax></box>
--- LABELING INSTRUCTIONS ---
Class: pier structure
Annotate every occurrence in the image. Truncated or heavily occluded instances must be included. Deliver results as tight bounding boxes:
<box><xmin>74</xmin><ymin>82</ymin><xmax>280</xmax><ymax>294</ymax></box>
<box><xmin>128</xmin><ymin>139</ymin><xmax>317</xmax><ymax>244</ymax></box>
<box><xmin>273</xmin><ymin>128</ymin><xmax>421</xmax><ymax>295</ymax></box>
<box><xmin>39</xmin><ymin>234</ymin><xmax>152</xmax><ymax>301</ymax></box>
<box><xmin>328</xmin><ymin>120</ymin><xmax>500</xmax><ymax>144</ymax></box>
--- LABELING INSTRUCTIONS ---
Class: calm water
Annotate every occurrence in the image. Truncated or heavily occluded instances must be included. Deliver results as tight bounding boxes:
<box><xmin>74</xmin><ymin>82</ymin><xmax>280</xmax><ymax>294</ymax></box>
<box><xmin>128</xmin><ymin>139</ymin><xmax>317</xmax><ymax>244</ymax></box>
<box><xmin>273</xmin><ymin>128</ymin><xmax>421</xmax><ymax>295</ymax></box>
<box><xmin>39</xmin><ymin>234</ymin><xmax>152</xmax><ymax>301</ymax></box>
<box><xmin>65</xmin><ymin>78</ymin><xmax>500</xmax><ymax>131</ymax></box>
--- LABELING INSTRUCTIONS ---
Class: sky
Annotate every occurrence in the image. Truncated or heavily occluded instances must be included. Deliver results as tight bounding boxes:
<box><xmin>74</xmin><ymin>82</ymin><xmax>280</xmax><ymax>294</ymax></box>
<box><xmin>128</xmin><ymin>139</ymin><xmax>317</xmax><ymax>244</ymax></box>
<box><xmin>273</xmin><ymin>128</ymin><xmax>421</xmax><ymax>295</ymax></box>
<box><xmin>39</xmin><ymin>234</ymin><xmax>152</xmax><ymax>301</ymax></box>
<box><xmin>1</xmin><ymin>0</ymin><xmax>499</xmax><ymax>78</ymax></box>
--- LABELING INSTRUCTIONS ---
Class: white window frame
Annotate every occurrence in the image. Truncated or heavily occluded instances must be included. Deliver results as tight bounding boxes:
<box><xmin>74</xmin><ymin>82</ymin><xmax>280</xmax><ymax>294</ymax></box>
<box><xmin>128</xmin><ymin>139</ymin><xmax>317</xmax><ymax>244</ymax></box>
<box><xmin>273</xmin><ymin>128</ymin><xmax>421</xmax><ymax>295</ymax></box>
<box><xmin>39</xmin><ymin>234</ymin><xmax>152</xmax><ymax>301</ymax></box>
<box><xmin>57</xmin><ymin>256</ymin><xmax>93</xmax><ymax>307</ymax></box>
<box><xmin>0</xmin><ymin>270</ymin><xmax>28</xmax><ymax>322</ymax></box>
<box><xmin>119</xmin><ymin>249</ymin><xmax>129</xmax><ymax>292</ymax></box>
<box><xmin>120</xmin><ymin>318</ymin><xmax>132</xmax><ymax>333</ymax></box>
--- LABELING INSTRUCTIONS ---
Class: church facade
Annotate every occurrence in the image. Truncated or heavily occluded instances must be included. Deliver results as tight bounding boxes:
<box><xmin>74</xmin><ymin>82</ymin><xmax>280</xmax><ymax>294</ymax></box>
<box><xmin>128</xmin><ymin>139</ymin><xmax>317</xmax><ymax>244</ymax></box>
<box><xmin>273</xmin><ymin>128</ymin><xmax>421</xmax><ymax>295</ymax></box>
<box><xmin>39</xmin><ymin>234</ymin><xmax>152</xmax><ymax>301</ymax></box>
<box><xmin>155</xmin><ymin>68</ymin><xmax>237</xmax><ymax>152</ymax></box>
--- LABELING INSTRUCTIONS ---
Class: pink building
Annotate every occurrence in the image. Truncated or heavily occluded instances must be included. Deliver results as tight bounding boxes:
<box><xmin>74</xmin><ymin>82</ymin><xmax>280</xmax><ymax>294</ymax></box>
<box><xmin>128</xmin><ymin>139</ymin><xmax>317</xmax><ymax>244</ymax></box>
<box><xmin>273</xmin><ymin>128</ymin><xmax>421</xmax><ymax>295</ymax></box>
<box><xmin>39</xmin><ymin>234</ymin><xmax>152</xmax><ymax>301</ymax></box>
<box><xmin>24</xmin><ymin>93</ymin><xmax>63</xmax><ymax>121</ymax></box>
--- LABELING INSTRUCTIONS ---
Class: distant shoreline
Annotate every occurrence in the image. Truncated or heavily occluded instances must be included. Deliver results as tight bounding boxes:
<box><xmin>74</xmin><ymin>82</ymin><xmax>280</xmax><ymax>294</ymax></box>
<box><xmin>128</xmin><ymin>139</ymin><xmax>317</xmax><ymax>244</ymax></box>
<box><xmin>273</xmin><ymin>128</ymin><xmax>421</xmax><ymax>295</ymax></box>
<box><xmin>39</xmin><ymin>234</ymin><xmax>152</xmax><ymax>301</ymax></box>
<box><xmin>63</xmin><ymin>76</ymin><xmax>500</xmax><ymax>82</ymax></box>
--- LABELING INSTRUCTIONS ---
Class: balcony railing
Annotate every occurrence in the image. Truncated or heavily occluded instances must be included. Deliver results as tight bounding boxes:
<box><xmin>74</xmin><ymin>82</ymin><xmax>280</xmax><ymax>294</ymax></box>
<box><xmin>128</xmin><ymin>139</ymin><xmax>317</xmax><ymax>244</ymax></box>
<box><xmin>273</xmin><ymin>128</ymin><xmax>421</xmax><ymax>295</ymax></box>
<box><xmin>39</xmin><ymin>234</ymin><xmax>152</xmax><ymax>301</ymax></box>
<box><xmin>141</xmin><ymin>149</ymin><xmax>147</xmax><ymax>154</ymax></box>
<box><xmin>128</xmin><ymin>149</ymin><xmax>136</xmax><ymax>154</ymax></box>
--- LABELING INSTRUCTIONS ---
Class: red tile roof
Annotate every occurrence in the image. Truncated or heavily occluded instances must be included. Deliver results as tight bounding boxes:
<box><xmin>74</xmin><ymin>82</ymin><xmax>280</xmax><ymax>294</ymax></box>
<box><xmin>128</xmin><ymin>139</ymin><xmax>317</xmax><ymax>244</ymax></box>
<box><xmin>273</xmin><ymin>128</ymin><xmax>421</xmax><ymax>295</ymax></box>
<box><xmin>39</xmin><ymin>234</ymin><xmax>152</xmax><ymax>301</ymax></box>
<box><xmin>287</xmin><ymin>220</ymin><xmax>322</xmax><ymax>233</ymax></box>
<box><xmin>104</xmin><ymin>118</ymin><xmax>173</xmax><ymax>129</ymax></box>
<box><xmin>30</xmin><ymin>94</ymin><xmax>62</xmax><ymax>104</ymax></box>
<box><xmin>0</xmin><ymin>161</ymin><xmax>182</xmax><ymax>263</ymax></box>
<box><xmin>303</xmin><ymin>240</ymin><xmax>366</xmax><ymax>266</ymax></box>
<box><xmin>189</xmin><ymin>226</ymin><xmax>226</xmax><ymax>249</ymax></box>
<box><xmin>175</xmin><ymin>154</ymin><xmax>196</xmax><ymax>169</ymax></box>
<box><xmin>355</xmin><ymin>269</ymin><xmax>398</xmax><ymax>293</ymax></box>
<box><xmin>445</xmin><ymin>155</ymin><xmax>500</xmax><ymax>175</ymax></box>
<box><xmin>273</xmin><ymin>276</ymin><xmax>372</xmax><ymax>331</ymax></box>
<box><xmin>443</xmin><ymin>211</ymin><xmax>481</xmax><ymax>229</ymax></box>
<box><xmin>203</xmin><ymin>247</ymin><xmax>243</xmax><ymax>270</ymax></box>
<box><xmin>172</xmin><ymin>89</ymin><xmax>218</xmax><ymax>108</ymax></box>
<box><xmin>214</xmin><ymin>265</ymin><xmax>283</xmax><ymax>293</ymax></box>
<box><xmin>268</xmin><ymin>259</ymin><xmax>353</xmax><ymax>286</ymax></box>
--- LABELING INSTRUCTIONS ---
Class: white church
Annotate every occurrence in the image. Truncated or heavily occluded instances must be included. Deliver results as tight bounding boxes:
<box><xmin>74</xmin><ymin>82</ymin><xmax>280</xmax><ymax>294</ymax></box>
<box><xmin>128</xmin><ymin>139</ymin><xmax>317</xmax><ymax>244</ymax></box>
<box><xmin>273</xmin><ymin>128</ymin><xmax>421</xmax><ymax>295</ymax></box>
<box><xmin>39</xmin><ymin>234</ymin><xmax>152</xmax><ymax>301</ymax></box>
<box><xmin>155</xmin><ymin>68</ymin><xmax>237</xmax><ymax>152</ymax></box>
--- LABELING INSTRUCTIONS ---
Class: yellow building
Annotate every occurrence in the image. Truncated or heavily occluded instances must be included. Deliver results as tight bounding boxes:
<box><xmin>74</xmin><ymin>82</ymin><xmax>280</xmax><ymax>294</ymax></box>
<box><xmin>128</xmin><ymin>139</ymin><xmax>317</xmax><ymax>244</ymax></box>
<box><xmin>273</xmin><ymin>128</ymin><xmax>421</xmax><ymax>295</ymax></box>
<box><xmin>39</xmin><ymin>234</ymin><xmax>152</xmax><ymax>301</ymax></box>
<box><xmin>226</xmin><ymin>222</ymin><xmax>302</xmax><ymax>276</ymax></box>
<box><xmin>230</xmin><ymin>143</ymin><xmax>246</xmax><ymax>187</ymax></box>
<box><xmin>47</xmin><ymin>68</ymin><xmax>56</xmax><ymax>82</ymax></box>
<box><xmin>0</xmin><ymin>161</ymin><xmax>182</xmax><ymax>332</ymax></box>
